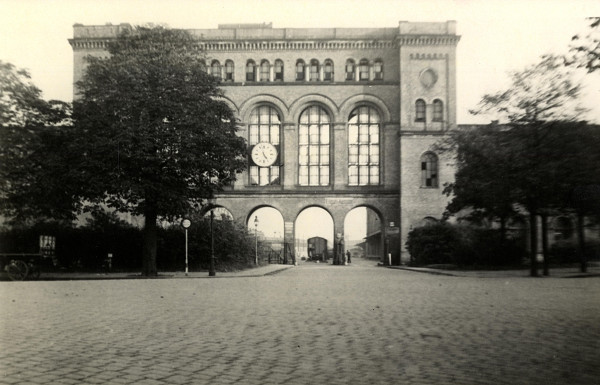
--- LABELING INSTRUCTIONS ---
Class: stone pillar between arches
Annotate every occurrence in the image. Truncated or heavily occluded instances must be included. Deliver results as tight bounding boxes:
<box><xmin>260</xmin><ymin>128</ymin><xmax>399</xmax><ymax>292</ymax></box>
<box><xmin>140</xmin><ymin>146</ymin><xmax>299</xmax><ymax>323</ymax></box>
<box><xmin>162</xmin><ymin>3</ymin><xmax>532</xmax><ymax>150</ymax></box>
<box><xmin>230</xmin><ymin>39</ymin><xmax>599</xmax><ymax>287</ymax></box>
<box><xmin>283</xmin><ymin>220</ymin><xmax>295</xmax><ymax>265</ymax></box>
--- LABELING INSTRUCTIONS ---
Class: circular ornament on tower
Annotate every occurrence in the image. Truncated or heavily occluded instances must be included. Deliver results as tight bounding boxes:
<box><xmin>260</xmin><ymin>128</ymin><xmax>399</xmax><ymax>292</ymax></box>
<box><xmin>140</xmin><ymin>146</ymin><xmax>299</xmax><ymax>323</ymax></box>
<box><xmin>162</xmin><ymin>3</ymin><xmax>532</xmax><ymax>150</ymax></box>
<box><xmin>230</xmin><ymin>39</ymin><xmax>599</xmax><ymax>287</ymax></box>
<box><xmin>419</xmin><ymin>68</ymin><xmax>438</xmax><ymax>88</ymax></box>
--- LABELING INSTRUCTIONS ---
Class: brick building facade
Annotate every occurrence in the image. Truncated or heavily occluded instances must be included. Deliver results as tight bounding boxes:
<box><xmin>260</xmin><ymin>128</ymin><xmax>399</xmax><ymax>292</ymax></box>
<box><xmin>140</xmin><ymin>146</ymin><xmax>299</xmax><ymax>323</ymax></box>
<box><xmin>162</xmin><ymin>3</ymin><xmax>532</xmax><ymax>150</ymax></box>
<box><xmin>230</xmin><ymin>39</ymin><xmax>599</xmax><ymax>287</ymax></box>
<box><xmin>69</xmin><ymin>21</ymin><xmax>461</xmax><ymax>264</ymax></box>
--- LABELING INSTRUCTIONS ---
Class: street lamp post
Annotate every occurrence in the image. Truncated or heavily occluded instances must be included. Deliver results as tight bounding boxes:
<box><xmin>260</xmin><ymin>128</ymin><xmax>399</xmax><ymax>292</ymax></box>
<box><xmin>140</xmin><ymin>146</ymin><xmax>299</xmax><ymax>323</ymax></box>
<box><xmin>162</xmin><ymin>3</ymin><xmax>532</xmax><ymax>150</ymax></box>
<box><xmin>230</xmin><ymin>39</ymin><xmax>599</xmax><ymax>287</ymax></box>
<box><xmin>208</xmin><ymin>198</ymin><xmax>217</xmax><ymax>277</ymax></box>
<box><xmin>209</xmin><ymin>209</ymin><xmax>216</xmax><ymax>276</ymax></box>
<box><xmin>254</xmin><ymin>215</ymin><xmax>259</xmax><ymax>265</ymax></box>
<box><xmin>181</xmin><ymin>219</ymin><xmax>191</xmax><ymax>276</ymax></box>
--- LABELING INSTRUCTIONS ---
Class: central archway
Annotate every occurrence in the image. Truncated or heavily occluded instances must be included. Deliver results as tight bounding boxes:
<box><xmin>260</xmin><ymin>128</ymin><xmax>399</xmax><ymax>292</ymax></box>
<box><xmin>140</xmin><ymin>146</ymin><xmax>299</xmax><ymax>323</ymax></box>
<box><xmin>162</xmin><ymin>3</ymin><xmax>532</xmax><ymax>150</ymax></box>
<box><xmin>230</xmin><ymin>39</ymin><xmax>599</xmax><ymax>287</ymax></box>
<box><xmin>295</xmin><ymin>207</ymin><xmax>334</xmax><ymax>262</ymax></box>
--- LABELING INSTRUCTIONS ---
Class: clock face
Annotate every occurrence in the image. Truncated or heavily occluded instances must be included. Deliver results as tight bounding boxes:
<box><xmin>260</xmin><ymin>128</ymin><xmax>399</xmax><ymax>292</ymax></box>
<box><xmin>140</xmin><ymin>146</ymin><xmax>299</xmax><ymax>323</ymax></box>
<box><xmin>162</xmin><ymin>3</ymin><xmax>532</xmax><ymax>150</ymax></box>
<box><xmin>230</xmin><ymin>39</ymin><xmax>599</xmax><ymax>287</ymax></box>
<box><xmin>251</xmin><ymin>142</ymin><xmax>278</xmax><ymax>167</ymax></box>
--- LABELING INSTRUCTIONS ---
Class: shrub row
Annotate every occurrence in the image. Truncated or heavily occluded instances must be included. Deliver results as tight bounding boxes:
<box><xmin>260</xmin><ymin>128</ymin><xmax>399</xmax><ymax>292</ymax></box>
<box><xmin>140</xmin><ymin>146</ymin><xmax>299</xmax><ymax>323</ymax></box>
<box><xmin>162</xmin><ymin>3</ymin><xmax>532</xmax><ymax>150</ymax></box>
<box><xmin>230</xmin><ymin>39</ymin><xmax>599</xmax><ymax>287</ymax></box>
<box><xmin>406</xmin><ymin>222</ymin><xmax>600</xmax><ymax>267</ymax></box>
<box><xmin>406</xmin><ymin>223</ymin><xmax>526</xmax><ymax>267</ymax></box>
<box><xmin>0</xmin><ymin>212</ymin><xmax>256</xmax><ymax>272</ymax></box>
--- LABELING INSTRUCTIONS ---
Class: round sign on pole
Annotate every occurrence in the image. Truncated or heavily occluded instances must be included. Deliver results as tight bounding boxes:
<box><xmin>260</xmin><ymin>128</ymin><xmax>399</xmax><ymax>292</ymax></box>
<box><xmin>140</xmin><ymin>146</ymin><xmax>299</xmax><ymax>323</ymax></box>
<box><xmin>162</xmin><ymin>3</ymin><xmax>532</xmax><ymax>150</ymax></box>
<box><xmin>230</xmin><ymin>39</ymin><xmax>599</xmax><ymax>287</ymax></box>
<box><xmin>182</xmin><ymin>219</ymin><xmax>191</xmax><ymax>229</ymax></box>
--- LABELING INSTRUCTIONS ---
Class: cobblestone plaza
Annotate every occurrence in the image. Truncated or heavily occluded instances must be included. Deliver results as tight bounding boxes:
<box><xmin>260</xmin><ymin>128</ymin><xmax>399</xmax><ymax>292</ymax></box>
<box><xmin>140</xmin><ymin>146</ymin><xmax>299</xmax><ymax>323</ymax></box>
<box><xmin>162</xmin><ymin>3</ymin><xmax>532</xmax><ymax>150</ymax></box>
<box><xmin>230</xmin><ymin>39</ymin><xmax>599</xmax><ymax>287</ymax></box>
<box><xmin>1</xmin><ymin>262</ymin><xmax>599</xmax><ymax>384</ymax></box>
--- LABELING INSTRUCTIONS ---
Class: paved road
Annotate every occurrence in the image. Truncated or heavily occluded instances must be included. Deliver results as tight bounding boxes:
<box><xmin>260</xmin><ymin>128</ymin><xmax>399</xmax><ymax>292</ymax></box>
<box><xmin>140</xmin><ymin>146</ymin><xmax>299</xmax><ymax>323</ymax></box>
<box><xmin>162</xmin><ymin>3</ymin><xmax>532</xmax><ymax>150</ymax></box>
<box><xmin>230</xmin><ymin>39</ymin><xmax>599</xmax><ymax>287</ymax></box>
<box><xmin>1</xmin><ymin>258</ymin><xmax>599</xmax><ymax>384</ymax></box>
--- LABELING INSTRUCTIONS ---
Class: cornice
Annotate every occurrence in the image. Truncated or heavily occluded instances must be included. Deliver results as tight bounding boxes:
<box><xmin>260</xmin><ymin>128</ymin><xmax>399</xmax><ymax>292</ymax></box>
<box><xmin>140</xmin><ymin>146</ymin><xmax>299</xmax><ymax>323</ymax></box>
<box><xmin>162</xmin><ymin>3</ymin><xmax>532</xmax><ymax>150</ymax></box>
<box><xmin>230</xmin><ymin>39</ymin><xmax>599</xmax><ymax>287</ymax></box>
<box><xmin>69</xmin><ymin>34</ymin><xmax>460</xmax><ymax>52</ymax></box>
<box><xmin>396</xmin><ymin>35</ymin><xmax>461</xmax><ymax>46</ymax></box>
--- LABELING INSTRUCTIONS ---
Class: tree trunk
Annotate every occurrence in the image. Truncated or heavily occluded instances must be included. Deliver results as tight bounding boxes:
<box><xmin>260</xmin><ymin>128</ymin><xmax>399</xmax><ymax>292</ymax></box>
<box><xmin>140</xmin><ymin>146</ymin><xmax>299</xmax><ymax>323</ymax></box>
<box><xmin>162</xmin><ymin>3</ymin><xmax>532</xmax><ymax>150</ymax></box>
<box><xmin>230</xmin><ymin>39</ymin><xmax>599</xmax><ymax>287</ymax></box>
<box><xmin>529</xmin><ymin>211</ymin><xmax>538</xmax><ymax>277</ymax></box>
<box><xmin>500</xmin><ymin>216</ymin><xmax>507</xmax><ymax>243</ymax></box>
<box><xmin>577</xmin><ymin>212</ymin><xmax>587</xmax><ymax>273</ymax></box>
<box><xmin>142</xmin><ymin>205</ymin><xmax>158</xmax><ymax>276</ymax></box>
<box><xmin>541</xmin><ymin>213</ymin><xmax>549</xmax><ymax>276</ymax></box>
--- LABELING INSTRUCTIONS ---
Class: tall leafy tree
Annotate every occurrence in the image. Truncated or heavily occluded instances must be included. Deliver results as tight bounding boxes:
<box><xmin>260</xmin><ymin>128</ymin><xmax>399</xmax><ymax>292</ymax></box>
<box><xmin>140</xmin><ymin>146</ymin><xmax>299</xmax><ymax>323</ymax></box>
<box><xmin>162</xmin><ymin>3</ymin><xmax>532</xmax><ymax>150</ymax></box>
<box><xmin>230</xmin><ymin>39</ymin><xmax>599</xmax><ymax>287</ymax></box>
<box><xmin>569</xmin><ymin>17</ymin><xmax>600</xmax><ymax>73</ymax></box>
<box><xmin>0</xmin><ymin>61</ymin><xmax>73</xmax><ymax>223</ymax></box>
<box><xmin>71</xmin><ymin>26</ymin><xmax>247</xmax><ymax>276</ymax></box>
<box><xmin>446</xmin><ymin>55</ymin><xmax>589</xmax><ymax>276</ymax></box>
<box><xmin>438</xmin><ymin>124</ymin><xmax>520</xmax><ymax>240</ymax></box>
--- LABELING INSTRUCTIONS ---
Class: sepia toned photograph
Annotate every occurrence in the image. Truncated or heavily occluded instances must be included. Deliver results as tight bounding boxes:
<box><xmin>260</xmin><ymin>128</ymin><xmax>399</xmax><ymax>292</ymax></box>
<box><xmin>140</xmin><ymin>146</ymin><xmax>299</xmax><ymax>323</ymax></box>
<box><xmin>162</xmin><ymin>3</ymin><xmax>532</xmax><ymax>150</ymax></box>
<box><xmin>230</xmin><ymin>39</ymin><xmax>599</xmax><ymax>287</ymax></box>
<box><xmin>1</xmin><ymin>0</ymin><xmax>599</xmax><ymax>383</ymax></box>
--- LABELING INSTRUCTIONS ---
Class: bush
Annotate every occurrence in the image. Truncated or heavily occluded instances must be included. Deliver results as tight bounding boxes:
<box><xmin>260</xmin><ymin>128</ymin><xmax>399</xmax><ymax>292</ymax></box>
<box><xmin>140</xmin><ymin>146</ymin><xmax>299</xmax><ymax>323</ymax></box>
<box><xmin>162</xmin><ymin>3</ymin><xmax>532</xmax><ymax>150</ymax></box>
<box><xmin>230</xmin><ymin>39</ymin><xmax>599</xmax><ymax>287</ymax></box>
<box><xmin>454</xmin><ymin>228</ymin><xmax>526</xmax><ymax>267</ymax></box>
<box><xmin>406</xmin><ymin>223</ymin><xmax>527</xmax><ymax>267</ymax></box>
<box><xmin>0</xmin><ymin>215</ymin><xmax>143</xmax><ymax>271</ymax></box>
<box><xmin>155</xmin><ymin>213</ymin><xmax>257</xmax><ymax>271</ymax></box>
<box><xmin>406</xmin><ymin>223</ymin><xmax>462</xmax><ymax>266</ymax></box>
<box><xmin>550</xmin><ymin>240</ymin><xmax>600</xmax><ymax>264</ymax></box>
<box><xmin>0</xmin><ymin>212</ymin><xmax>257</xmax><ymax>272</ymax></box>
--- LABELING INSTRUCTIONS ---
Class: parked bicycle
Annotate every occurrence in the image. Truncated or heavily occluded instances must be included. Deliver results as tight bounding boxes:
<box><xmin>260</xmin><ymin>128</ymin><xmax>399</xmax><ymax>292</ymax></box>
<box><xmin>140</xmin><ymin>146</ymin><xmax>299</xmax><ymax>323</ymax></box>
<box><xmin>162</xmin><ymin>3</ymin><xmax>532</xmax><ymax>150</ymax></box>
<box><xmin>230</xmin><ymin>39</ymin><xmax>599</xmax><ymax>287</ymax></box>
<box><xmin>1</xmin><ymin>254</ymin><xmax>41</xmax><ymax>281</ymax></box>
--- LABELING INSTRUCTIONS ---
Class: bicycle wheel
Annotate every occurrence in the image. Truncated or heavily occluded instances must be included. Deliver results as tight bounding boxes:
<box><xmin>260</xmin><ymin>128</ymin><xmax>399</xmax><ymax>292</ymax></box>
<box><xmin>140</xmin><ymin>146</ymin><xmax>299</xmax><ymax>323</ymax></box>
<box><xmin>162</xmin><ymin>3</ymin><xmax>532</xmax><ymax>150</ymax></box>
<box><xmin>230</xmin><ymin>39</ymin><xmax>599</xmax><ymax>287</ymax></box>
<box><xmin>7</xmin><ymin>260</ymin><xmax>29</xmax><ymax>281</ymax></box>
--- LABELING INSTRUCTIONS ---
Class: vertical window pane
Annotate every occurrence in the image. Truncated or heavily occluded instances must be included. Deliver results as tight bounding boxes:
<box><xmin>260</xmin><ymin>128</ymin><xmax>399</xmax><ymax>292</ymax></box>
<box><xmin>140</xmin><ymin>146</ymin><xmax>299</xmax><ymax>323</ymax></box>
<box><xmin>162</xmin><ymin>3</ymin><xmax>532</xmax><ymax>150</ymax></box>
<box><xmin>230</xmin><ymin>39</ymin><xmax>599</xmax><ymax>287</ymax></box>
<box><xmin>299</xmin><ymin>166</ymin><xmax>308</xmax><ymax>185</ymax></box>
<box><xmin>249</xmin><ymin>106</ymin><xmax>281</xmax><ymax>185</ymax></box>
<box><xmin>349</xmin><ymin>166</ymin><xmax>358</xmax><ymax>185</ymax></box>
<box><xmin>298</xmin><ymin>106</ymin><xmax>330</xmax><ymax>186</ymax></box>
<box><xmin>348</xmin><ymin>125</ymin><xmax>358</xmax><ymax>144</ymax></box>
<box><xmin>270</xmin><ymin>126</ymin><xmax>279</xmax><ymax>145</ymax></box>
<box><xmin>320</xmin><ymin>125</ymin><xmax>330</xmax><ymax>144</ymax></box>
<box><xmin>270</xmin><ymin>166</ymin><xmax>279</xmax><ymax>184</ymax></box>
<box><xmin>250</xmin><ymin>166</ymin><xmax>259</xmax><ymax>185</ymax></box>
<box><xmin>249</xmin><ymin>126</ymin><xmax>259</xmax><ymax>145</ymax></box>
<box><xmin>320</xmin><ymin>166</ymin><xmax>329</xmax><ymax>185</ymax></box>
<box><xmin>259</xmin><ymin>167</ymin><xmax>269</xmax><ymax>186</ymax></box>
<box><xmin>347</xmin><ymin>106</ymin><xmax>380</xmax><ymax>185</ymax></box>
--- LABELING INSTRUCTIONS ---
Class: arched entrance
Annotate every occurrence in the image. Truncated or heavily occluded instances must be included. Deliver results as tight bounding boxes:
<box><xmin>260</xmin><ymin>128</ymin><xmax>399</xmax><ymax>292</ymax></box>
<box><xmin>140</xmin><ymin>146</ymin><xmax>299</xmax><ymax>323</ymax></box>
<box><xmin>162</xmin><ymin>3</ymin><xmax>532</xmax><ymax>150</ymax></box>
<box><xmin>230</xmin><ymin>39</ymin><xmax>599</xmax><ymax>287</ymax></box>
<box><xmin>344</xmin><ymin>206</ymin><xmax>385</xmax><ymax>265</ymax></box>
<box><xmin>247</xmin><ymin>207</ymin><xmax>285</xmax><ymax>264</ymax></box>
<box><xmin>295</xmin><ymin>207</ymin><xmax>334</xmax><ymax>263</ymax></box>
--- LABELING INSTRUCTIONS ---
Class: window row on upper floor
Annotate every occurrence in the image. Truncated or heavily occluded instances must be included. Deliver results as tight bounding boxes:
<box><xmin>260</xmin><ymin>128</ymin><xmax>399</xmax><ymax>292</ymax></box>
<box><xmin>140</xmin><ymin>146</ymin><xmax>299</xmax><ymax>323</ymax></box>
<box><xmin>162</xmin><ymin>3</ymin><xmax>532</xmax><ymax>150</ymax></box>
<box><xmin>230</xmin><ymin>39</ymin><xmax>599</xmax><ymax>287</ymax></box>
<box><xmin>200</xmin><ymin>58</ymin><xmax>384</xmax><ymax>83</ymax></box>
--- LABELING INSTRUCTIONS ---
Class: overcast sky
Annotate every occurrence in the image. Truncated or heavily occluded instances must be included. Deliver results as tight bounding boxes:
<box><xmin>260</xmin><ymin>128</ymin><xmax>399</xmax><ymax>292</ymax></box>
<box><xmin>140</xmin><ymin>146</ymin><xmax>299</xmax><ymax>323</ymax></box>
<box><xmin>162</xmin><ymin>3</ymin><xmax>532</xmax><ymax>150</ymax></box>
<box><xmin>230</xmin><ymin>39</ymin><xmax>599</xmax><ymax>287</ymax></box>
<box><xmin>1</xmin><ymin>0</ymin><xmax>599</xmax><ymax>124</ymax></box>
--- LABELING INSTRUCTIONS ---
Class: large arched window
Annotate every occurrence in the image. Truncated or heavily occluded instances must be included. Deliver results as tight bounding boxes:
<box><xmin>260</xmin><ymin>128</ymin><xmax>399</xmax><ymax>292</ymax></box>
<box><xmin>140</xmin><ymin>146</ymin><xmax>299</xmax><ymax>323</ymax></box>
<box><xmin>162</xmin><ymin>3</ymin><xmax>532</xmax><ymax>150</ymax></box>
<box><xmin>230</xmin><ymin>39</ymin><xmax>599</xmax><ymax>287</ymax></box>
<box><xmin>211</xmin><ymin>60</ymin><xmax>221</xmax><ymax>80</ymax></box>
<box><xmin>345</xmin><ymin>59</ymin><xmax>355</xmax><ymax>81</ymax></box>
<box><xmin>432</xmin><ymin>99</ymin><xmax>443</xmax><ymax>122</ymax></box>
<box><xmin>246</xmin><ymin>60</ymin><xmax>256</xmax><ymax>82</ymax></box>
<box><xmin>249</xmin><ymin>106</ymin><xmax>281</xmax><ymax>186</ymax></box>
<box><xmin>224</xmin><ymin>60</ymin><xmax>234</xmax><ymax>81</ymax></box>
<box><xmin>296</xmin><ymin>60</ymin><xmax>305</xmax><ymax>81</ymax></box>
<box><xmin>309</xmin><ymin>59</ymin><xmax>320</xmax><ymax>81</ymax></box>
<box><xmin>260</xmin><ymin>60</ymin><xmax>270</xmax><ymax>82</ymax></box>
<box><xmin>299</xmin><ymin>106</ymin><xmax>330</xmax><ymax>186</ymax></box>
<box><xmin>415</xmin><ymin>99</ymin><xmax>426</xmax><ymax>122</ymax></box>
<box><xmin>421</xmin><ymin>152</ymin><xmax>438</xmax><ymax>187</ymax></box>
<box><xmin>274</xmin><ymin>59</ymin><xmax>284</xmax><ymax>81</ymax></box>
<box><xmin>323</xmin><ymin>59</ymin><xmax>334</xmax><ymax>81</ymax></box>
<box><xmin>348</xmin><ymin>106</ymin><xmax>380</xmax><ymax>186</ymax></box>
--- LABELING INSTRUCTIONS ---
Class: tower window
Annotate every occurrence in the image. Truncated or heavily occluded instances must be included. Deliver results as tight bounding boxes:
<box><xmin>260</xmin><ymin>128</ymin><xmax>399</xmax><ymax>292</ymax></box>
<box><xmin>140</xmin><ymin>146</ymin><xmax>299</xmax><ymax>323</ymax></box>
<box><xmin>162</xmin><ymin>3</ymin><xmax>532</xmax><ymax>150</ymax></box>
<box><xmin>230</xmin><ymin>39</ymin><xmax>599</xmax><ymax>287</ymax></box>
<box><xmin>432</xmin><ymin>99</ymin><xmax>443</xmax><ymax>122</ymax></box>
<box><xmin>415</xmin><ymin>99</ymin><xmax>426</xmax><ymax>122</ymax></box>
<box><xmin>421</xmin><ymin>152</ymin><xmax>438</xmax><ymax>187</ymax></box>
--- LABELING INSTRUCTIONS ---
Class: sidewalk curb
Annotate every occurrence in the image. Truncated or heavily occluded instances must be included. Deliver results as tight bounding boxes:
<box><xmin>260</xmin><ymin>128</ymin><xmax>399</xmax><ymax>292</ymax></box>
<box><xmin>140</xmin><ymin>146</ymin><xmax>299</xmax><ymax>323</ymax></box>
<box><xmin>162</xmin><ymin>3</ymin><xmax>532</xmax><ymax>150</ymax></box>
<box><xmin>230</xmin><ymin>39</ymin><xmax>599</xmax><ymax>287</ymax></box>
<box><xmin>386</xmin><ymin>266</ymin><xmax>457</xmax><ymax>277</ymax></box>
<box><xmin>0</xmin><ymin>265</ymin><xmax>295</xmax><ymax>282</ymax></box>
<box><xmin>386</xmin><ymin>265</ymin><xmax>600</xmax><ymax>278</ymax></box>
